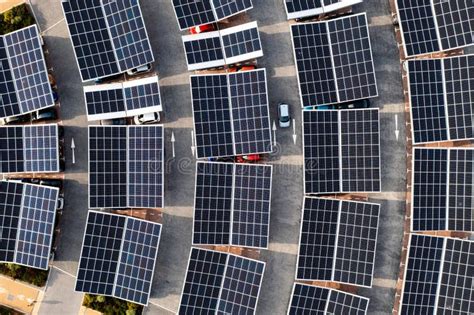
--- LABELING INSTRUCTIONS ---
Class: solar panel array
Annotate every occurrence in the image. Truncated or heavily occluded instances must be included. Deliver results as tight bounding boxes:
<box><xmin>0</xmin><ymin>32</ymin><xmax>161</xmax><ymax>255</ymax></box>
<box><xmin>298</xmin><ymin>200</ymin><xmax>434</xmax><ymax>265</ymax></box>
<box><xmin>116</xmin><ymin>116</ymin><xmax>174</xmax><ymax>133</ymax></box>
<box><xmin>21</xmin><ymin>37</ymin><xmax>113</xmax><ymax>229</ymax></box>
<box><xmin>291</xmin><ymin>13</ymin><xmax>378</xmax><ymax>107</ymax></box>
<box><xmin>408</xmin><ymin>55</ymin><xmax>474</xmax><ymax>144</ymax></box>
<box><xmin>0</xmin><ymin>181</ymin><xmax>59</xmax><ymax>270</ymax></box>
<box><xmin>172</xmin><ymin>0</ymin><xmax>253</xmax><ymax>30</ymax></box>
<box><xmin>0</xmin><ymin>25</ymin><xmax>54</xmax><ymax>119</ymax></box>
<box><xmin>62</xmin><ymin>0</ymin><xmax>154</xmax><ymax>82</ymax></box>
<box><xmin>412</xmin><ymin>148</ymin><xmax>474</xmax><ymax>232</ymax></box>
<box><xmin>303</xmin><ymin>109</ymin><xmax>381</xmax><ymax>194</ymax></box>
<box><xmin>89</xmin><ymin>125</ymin><xmax>164</xmax><ymax>209</ymax></box>
<box><xmin>288</xmin><ymin>283</ymin><xmax>369</xmax><ymax>314</ymax></box>
<box><xmin>400</xmin><ymin>234</ymin><xmax>474</xmax><ymax>314</ymax></box>
<box><xmin>182</xmin><ymin>21</ymin><xmax>263</xmax><ymax>71</ymax></box>
<box><xmin>76</xmin><ymin>211</ymin><xmax>162</xmax><ymax>305</ymax></box>
<box><xmin>396</xmin><ymin>0</ymin><xmax>474</xmax><ymax>57</ymax></box>
<box><xmin>0</xmin><ymin>124</ymin><xmax>59</xmax><ymax>174</ymax></box>
<box><xmin>285</xmin><ymin>0</ymin><xmax>363</xmax><ymax>20</ymax></box>
<box><xmin>85</xmin><ymin>76</ymin><xmax>162</xmax><ymax>121</ymax></box>
<box><xmin>179</xmin><ymin>247</ymin><xmax>265</xmax><ymax>314</ymax></box>
<box><xmin>194</xmin><ymin>162</ymin><xmax>272</xmax><ymax>249</ymax></box>
<box><xmin>296</xmin><ymin>197</ymin><xmax>380</xmax><ymax>287</ymax></box>
<box><xmin>191</xmin><ymin>69</ymin><xmax>272</xmax><ymax>158</ymax></box>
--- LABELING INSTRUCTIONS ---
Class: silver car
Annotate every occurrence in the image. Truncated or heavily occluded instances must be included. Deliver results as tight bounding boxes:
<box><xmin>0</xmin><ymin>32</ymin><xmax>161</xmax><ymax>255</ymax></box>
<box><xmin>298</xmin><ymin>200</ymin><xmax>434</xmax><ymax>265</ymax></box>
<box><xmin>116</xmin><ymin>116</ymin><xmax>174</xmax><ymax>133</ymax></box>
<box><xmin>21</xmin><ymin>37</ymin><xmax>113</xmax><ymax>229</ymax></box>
<box><xmin>278</xmin><ymin>103</ymin><xmax>291</xmax><ymax>128</ymax></box>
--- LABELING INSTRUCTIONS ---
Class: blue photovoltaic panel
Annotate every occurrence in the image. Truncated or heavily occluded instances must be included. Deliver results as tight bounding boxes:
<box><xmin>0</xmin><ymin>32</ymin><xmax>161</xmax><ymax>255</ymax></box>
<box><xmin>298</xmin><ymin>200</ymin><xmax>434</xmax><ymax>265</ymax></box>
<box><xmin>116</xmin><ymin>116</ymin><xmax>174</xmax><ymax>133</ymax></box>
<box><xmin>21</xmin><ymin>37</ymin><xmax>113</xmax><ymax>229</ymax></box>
<box><xmin>0</xmin><ymin>126</ymin><xmax>24</xmax><ymax>174</ymax></box>
<box><xmin>23</xmin><ymin>125</ymin><xmax>59</xmax><ymax>173</ymax></box>
<box><xmin>124</xmin><ymin>80</ymin><xmax>161</xmax><ymax>112</ymax></box>
<box><xmin>62</xmin><ymin>0</ymin><xmax>119</xmax><ymax>81</ymax></box>
<box><xmin>212</xmin><ymin>0</ymin><xmax>252</xmax><ymax>20</ymax></box>
<box><xmin>191</xmin><ymin>74</ymin><xmax>234</xmax><ymax>158</ymax></box>
<box><xmin>15</xmin><ymin>184</ymin><xmax>58</xmax><ymax>269</ymax></box>
<box><xmin>128</xmin><ymin>126</ymin><xmax>164</xmax><ymax>208</ymax></box>
<box><xmin>218</xmin><ymin>254</ymin><xmax>265</xmax><ymax>314</ymax></box>
<box><xmin>327</xmin><ymin>289</ymin><xmax>369</xmax><ymax>314</ymax></box>
<box><xmin>89</xmin><ymin>126</ymin><xmax>128</xmax><ymax>208</ymax></box>
<box><xmin>408</xmin><ymin>59</ymin><xmax>447</xmax><ymax>143</ymax></box>
<box><xmin>102</xmin><ymin>0</ymin><xmax>154</xmax><ymax>71</ymax></box>
<box><xmin>401</xmin><ymin>234</ymin><xmax>443</xmax><ymax>314</ymax></box>
<box><xmin>85</xmin><ymin>87</ymin><xmax>125</xmax><ymax>117</ymax></box>
<box><xmin>76</xmin><ymin>212</ymin><xmax>125</xmax><ymax>295</ymax></box>
<box><xmin>229</xmin><ymin>69</ymin><xmax>272</xmax><ymax>156</ymax></box>
<box><xmin>3</xmin><ymin>25</ymin><xmax>54</xmax><ymax>115</ymax></box>
<box><xmin>0</xmin><ymin>40</ymin><xmax>19</xmax><ymax>118</ymax></box>
<box><xmin>172</xmin><ymin>0</ymin><xmax>215</xmax><ymax>31</ymax></box>
<box><xmin>114</xmin><ymin>217</ymin><xmax>162</xmax><ymax>305</ymax></box>
<box><xmin>179</xmin><ymin>248</ymin><xmax>227</xmax><ymax>314</ymax></box>
<box><xmin>0</xmin><ymin>181</ymin><xmax>22</xmax><ymax>262</ymax></box>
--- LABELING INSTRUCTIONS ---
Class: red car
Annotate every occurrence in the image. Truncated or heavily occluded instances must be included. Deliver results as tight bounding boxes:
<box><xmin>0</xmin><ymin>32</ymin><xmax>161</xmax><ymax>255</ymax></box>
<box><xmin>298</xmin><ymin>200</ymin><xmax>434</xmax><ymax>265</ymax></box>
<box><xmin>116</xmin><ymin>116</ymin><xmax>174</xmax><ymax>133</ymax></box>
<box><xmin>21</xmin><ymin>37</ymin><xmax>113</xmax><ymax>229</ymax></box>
<box><xmin>235</xmin><ymin>154</ymin><xmax>261</xmax><ymax>163</ymax></box>
<box><xmin>189</xmin><ymin>24</ymin><xmax>215</xmax><ymax>34</ymax></box>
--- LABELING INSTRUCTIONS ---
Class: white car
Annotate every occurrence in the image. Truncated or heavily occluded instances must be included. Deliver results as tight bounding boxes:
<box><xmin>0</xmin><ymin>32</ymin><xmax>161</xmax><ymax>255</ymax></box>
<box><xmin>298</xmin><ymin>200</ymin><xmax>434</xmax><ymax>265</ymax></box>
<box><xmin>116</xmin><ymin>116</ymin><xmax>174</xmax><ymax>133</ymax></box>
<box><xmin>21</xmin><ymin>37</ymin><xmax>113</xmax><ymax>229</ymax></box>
<box><xmin>134</xmin><ymin>112</ymin><xmax>161</xmax><ymax>125</ymax></box>
<box><xmin>127</xmin><ymin>63</ymin><xmax>152</xmax><ymax>76</ymax></box>
<box><xmin>278</xmin><ymin>103</ymin><xmax>291</xmax><ymax>128</ymax></box>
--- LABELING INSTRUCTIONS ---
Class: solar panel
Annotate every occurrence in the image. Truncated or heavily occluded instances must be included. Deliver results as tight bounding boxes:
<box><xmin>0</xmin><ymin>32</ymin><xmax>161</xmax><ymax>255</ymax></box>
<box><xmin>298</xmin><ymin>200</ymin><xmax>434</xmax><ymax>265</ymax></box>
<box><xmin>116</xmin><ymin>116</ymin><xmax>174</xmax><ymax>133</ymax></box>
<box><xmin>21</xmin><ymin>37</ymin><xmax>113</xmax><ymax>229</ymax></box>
<box><xmin>62</xmin><ymin>0</ymin><xmax>153</xmax><ymax>82</ymax></box>
<box><xmin>396</xmin><ymin>0</ymin><xmax>474</xmax><ymax>57</ymax></box>
<box><xmin>288</xmin><ymin>283</ymin><xmax>369</xmax><ymax>314</ymax></box>
<box><xmin>303</xmin><ymin>109</ymin><xmax>381</xmax><ymax>194</ymax></box>
<box><xmin>62</xmin><ymin>0</ymin><xmax>119</xmax><ymax>81</ymax></box>
<box><xmin>0</xmin><ymin>125</ymin><xmax>59</xmax><ymax>174</ymax></box>
<box><xmin>85</xmin><ymin>76</ymin><xmax>162</xmax><ymax>121</ymax></box>
<box><xmin>76</xmin><ymin>211</ymin><xmax>162</xmax><ymax>306</ymax></box>
<box><xmin>284</xmin><ymin>0</ymin><xmax>363</xmax><ymax>20</ymax></box>
<box><xmin>400</xmin><ymin>234</ymin><xmax>474</xmax><ymax>314</ymax></box>
<box><xmin>412</xmin><ymin>148</ymin><xmax>474</xmax><ymax>232</ymax></box>
<box><xmin>89</xmin><ymin>126</ymin><xmax>128</xmax><ymax>209</ymax></box>
<box><xmin>178</xmin><ymin>247</ymin><xmax>265</xmax><ymax>314</ymax></box>
<box><xmin>296</xmin><ymin>197</ymin><xmax>380</xmax><ymax>287</ymax></box>
<box><xmin>88</xmin><ymin>125</ymin><xmax>165</xmax><ymax>209</ymax></box>
<box><xmin>114</xmin><ymin>217</ymin><xmax>162</xmax><ymax>305</ymax></box>
<box><xmin>101</xmin><ymin>0</ymin><xmax>154</xmax><ymax>72</ymax></box>
<box><xmin>182</xmin><ymin>31</ymin><xmax>225</xmax><ymax>71</ymax></box>
<box><xmin>0</xmin><ymin>40</ymin><xmax>19</xmax><ymax>118</ymax></box>
<box><xmin>172</xmin><ymin>0</ymin><xmax>253</xmax><ymax>30</ymax></box>
<box><xmin>229</xmin><ymin>69</ymin><xmax>272</xmax><ymax>156</ymax></box>
<box><xmin>190</xmin><ymin>74</ymin><xmax>234</xmax><ymax>158</ymax></box>
<box><xmin>291</xmin><ymin>13</ymin><xmax>378</xmax><ymax>107</ymax></box>
<box><xmin>0</xmin><ymin>181</ymin><xmax>58</xmax><ymax>270</ymax></box>
<box><xmin>128</xmin><ymin>126</ymin><xmax>164</xmax><ymax>208</ymax></box>
<box><xmin>193</xmin><ymin>162</ymin><xmax>272</xmax><ymax>249</ymax></box>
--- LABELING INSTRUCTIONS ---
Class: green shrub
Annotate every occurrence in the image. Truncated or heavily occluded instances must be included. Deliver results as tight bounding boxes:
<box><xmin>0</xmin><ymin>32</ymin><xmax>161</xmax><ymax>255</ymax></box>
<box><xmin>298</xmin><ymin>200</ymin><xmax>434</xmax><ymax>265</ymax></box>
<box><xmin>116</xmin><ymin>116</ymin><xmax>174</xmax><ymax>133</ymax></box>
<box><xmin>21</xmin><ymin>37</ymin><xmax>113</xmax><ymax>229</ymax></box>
<box><xmin>83</xmin><ymin>294</ymin><xmax>143</xmax><ymax>315</ymax></box>
<box><xmin>0</xmin><ymin>263</ymin><xmax>48</xmax><ymax>287</ymax></box>
<box><xmin>0</xmin><ymin>3</ymin><xmax>35</xmax><ymax>35</ymax></box>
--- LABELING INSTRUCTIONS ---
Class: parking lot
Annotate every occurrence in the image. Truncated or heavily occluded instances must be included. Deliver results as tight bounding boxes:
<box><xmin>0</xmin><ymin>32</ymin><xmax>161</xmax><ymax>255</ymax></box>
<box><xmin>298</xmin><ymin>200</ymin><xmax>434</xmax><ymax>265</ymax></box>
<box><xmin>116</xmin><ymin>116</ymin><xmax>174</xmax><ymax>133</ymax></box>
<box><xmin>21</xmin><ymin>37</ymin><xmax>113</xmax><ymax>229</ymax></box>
<box><xmin>32</xmin><ymin>0</ymin><xmax>406</xmax><ymax>314</ymax></box>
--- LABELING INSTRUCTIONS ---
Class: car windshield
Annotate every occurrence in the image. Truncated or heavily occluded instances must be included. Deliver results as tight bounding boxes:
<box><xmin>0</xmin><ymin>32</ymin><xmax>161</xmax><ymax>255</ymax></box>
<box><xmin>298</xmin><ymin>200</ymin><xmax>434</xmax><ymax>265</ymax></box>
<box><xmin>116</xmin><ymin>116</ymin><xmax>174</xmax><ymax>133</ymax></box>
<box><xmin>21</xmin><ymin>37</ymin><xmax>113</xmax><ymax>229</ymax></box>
<box><xmin>281</xmin><ymin>115</ymin><xmax>290</xmax><ymax>123</ymax></box>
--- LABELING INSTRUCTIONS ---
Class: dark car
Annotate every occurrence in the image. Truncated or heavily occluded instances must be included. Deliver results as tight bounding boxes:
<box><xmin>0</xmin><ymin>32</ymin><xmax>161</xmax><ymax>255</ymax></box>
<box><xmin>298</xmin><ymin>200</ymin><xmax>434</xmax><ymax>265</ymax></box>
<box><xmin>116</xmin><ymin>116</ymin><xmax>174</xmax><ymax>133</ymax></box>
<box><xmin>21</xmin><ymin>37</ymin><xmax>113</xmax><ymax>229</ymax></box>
<box><xmin>2</xmin><ymin>113</ymin><xmax>31</xmax><ymax>125</ymax></box>
<box><xmin>101</xmin><ymin>118</ymin><xmax>127</xmax><ymax>125</ymax></box>
<box><xmin>333</xmin><ymin>99</ymin><xmax>370</xmax><ymax>110</ymax></box>
<box><xmin>31</xmin><ymin>107</ymin><xmax>57</xmax><ymax>122</ymax></box>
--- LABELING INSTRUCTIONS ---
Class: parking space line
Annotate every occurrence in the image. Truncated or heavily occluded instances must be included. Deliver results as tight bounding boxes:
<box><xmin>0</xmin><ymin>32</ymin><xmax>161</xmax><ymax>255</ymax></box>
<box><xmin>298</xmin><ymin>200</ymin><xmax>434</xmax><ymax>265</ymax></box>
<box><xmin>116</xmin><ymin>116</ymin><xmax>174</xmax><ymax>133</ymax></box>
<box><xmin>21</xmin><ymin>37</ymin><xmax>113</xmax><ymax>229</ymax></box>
<box><xmin>147</xmin><ymin>300</ymin><xmax>177</xmax><ymax>314</ymax></box>
<box><xmin>41</xmin><ymin>19</ymin><xmax>65</xmax><ymax>35</ymax></box>
<box><xmin>51</xmin><ymin>265</ymin><xmax>76</xmax><ymax>279</ymax></box>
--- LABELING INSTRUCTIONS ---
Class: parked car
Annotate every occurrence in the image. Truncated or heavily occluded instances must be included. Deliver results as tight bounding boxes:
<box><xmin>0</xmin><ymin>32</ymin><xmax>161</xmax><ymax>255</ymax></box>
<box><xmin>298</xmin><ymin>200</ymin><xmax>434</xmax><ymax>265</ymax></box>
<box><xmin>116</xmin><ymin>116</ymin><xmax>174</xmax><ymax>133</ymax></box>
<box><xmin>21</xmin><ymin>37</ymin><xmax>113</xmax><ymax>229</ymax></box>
<box><xmin>333</xmin><ymin>99</ymin><xmax>370</xmax><ymax>110</ymax></box>
<box><xmin>190</xmin><ymin>24</ymin><xmax>215</xmax><ymax>34</ymax></box>
<box><xmin>1</xmin><ymin>113</ymin><xmax>31</xmax><ymax>125</ymax></box>
<box><xmin>133</xmin><ymin>112</ymin><xmax>160</xmax><ymax>125</ymax></box>
<box><xmin>57</xmin><ymin>197</ymin><xmax>64</xmax><ymax>210</ymax></box>
<box><xmin>39</xmin><ymin>179</ymin><xmax>63</xmax><ymax>189</ymax></box>
<box><xmin>278</xmin><ymin>103</ymin><xmax>291</xmax><ymax>128</ymax></box>
<box><xmin>94</xmin><ymin>73</ymin><xmax>123</xmax><ymax>84</ymax></box>
<box><xmin>31</xmin><ymin>107</ymin><xmax>57</xmax><ymax>122</ymax></box>
<box><xmin>127</xmin><ymin>63</ymin><xmax>152</xmax><ymax>76</ymax></box>
<box><xmin>235</xmin><ymin>154</ymin><xmax>261</xmax><ymax>163</ymax></box>
<box><xmin>101</xmin><ymin>118</ymin><xmax>127</xmax><ymax>125</ymax></box>
<box><xmin>52</xmin><ymin>89</ymin><xmax>59</xmax><ymax>103</ymax></box>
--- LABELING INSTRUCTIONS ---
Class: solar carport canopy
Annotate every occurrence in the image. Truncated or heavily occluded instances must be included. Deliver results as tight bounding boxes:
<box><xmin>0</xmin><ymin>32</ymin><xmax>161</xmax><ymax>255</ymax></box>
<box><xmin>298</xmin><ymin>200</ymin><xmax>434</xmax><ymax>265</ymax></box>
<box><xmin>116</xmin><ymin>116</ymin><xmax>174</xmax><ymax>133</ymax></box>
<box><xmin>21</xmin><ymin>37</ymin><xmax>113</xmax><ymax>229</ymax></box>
<box><xmin>296</xmin><ymin>197</ymin><xmax>380</xmax><ymax>287</ymax></box>
<box><xmin>182</xmin><ymin>21</ymin><xmax>263</xmax><ymax>71</ymax></box>
<box><xmin>89</xmin><ymin>125</ymin><xmax>164</xmax><ymax>209</ymax></box>
<box><xmin>172</xmin><ymin>0</ymin><xmax>253</xmax><ymax>30</ymax></box>
<box><xmin>75</xmin><ymin>211</ymin><xmax>162</xmax><ymax>306</ymax></box>
<box><xmin>0</xmin><ymin>25</ymin><xmax>54</xmax><ymax>119</ymax></box>
<box><xmin>400</xmin><ymin>234</ymin><xmax>474</xmax><ymax>314</ymax></box>
<box><xmin>285</xmin><ymin>0</ymin><xmax>363</xmax><ymax>20</ymax></box>
<box><xmin>303</xmin><ymin>109</ymin><xmax>381</xmax><ymax>194</ymax></box>
<box><xmin>191</xmin><ymin>69</ymin><xmax>272</xmax><ymax>158</ymax></box>
<box><xmin>290</xmin><ymin>13</ymin><xmax>378</xmax><ymax>107</ymax></box>
<box><xmin>408</xmin><ymin>55</ymin><xmax>474</xmax><ymax>144</ymax></box>
<box><xmin>412</xmin><ymin>148</ymin><xmax>474</xmax><ymax>232</ymax></box>
<box><xmin>84</xmin><ymin>76</ymin><xmax>162</xmax><ymax>121</ymax></box>
<box><xmin>396</xmin><ymin>0</ymin><xmax>474</xmax><ymax>57</ymax></box>
<box><xmin>288</xmin><ymin>283</ymin><xmax>369</xmax><ymax>314</ymax></box>
<box><xmin>179</xmin><ymin>247</ymin><xmax>265</xmax><ymax>314</ymax></box>
<box><xmin>193</xmin><ymin>161</ymin><xmax>272</xmax><ymax>249</ymax></box>
<box><xmin>62</xmin><ymin>0</ymin><xmax>154</xmax><ymax>82</ymax></box>
<box><xmin>0</xmin><ymin>181</ymin><xmax>59</xmax><ymax>270</ymax></box>
<box><xmin>0</xmin><ymin>124</ymin><xmax>59</xmax><ymax>174</ymax></box>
